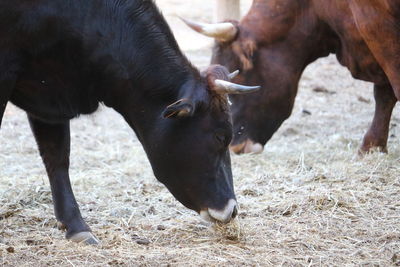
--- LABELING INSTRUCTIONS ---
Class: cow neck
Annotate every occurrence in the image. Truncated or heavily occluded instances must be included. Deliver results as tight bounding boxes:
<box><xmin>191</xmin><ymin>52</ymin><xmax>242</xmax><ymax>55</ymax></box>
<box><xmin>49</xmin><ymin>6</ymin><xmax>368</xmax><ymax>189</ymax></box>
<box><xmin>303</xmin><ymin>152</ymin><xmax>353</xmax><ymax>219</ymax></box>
<box><xmin>115</xmin><ymin>75</ymin><xmax>203</xmax><ymax>149</ymax></box>
<box><xmin>84</xmin><ymin>1</ymin><xmax>201</xmax><ymax>125</ymax></box>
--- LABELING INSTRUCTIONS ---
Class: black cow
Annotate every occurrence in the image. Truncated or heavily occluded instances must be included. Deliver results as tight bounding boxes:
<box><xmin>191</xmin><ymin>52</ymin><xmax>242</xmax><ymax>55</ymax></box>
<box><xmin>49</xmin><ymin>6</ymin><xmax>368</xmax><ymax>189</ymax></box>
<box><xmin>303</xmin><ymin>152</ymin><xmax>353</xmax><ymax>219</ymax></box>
<box><xmin>0</xmin><ymin>0</ymin><xmax>259</xmax><ymax>244</ymax></box>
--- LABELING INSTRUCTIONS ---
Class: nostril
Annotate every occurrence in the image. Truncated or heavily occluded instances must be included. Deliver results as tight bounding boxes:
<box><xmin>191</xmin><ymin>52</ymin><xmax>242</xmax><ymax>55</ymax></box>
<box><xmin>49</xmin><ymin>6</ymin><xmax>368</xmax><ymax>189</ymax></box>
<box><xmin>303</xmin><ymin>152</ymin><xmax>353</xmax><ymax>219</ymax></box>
<box><xmin>231</xmin><ymin>205</ymin><xmax>238</xmax><ymax>219</ymax></box>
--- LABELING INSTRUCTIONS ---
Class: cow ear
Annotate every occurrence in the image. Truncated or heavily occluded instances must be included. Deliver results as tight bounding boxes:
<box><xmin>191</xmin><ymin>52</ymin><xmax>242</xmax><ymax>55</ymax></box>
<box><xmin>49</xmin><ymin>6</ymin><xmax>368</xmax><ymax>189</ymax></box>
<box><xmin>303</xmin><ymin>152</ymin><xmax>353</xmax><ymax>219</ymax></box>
<box><xmin>162</xmin><ymin>98</ymin><xmax>194</xmax><ymax>119</ymax></box>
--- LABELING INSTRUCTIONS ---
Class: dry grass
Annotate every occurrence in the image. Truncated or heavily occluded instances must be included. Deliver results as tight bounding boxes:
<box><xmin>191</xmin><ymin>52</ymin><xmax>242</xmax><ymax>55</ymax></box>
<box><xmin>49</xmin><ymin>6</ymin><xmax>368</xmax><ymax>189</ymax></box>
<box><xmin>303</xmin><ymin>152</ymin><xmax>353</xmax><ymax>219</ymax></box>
<box><xmin>1</xmin><ymin>0</ymin><xmax>400</xmax><ymax>266</ymax></box>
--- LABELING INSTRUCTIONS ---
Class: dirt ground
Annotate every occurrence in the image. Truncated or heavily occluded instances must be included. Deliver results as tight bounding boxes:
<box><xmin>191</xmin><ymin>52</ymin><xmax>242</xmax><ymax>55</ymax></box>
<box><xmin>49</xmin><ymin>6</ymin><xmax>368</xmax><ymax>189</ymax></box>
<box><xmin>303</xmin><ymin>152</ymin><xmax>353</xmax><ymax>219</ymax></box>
<box><xmin>1</xmin><ymin>1</ymin><xmax>400</xmax><ymax>266</ymax></box>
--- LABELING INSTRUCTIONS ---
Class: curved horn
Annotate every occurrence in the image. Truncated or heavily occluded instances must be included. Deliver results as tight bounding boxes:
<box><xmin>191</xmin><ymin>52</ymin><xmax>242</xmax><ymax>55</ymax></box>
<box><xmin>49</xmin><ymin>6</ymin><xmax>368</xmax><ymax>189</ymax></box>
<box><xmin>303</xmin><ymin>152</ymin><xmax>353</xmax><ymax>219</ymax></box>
<box><xmin>180</xmin><ymin>17</ymin><xmax>237</xmax><ymax>42</ymax></box>
<box><xmin>228</xmin><ymin>70</ymin><xmax>240</xmax><ymax>80</ymax></box>
<box><xmin>213</xmin><ymin>79</ymin><xmax>260</xmax><ymax>94</ymax></box>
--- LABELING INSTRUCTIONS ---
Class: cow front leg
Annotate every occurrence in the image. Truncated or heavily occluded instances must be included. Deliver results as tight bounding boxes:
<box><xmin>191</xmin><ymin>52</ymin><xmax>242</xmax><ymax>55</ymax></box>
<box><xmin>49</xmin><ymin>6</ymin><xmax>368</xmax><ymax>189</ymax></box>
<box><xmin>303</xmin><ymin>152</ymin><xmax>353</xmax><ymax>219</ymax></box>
<box><xmin>360</xmin><ymin>84</ymin><xmax>397</xmax><ymax>153</ymax></box>
<box><xmin>0</xmin><ymin>52</ymin><xmax>19</xmax><ymax>128</ymax></box>
<box><xmin>28</xmin><ymin>115</ymin><xmax>99</xmax><ymax>244</ymax></box>
<box><xmin>0</xmin><ymin>77</ymin><xmax>16</xmax><ymax>128</ymax></box>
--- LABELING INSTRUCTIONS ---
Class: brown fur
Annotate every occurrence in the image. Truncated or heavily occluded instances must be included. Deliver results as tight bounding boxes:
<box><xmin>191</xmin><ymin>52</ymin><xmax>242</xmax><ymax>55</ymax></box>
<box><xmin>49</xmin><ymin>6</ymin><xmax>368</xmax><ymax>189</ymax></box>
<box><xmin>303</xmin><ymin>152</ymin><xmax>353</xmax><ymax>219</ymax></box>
<box><xmin>202</xmin><ymin>65</ymin><xmax>231</xmax><ymax>113</ymax></box>
<box><xmin>210</xmin><ymin>0</ymin><xmax>400</xmax><ymax>154</ymax></box>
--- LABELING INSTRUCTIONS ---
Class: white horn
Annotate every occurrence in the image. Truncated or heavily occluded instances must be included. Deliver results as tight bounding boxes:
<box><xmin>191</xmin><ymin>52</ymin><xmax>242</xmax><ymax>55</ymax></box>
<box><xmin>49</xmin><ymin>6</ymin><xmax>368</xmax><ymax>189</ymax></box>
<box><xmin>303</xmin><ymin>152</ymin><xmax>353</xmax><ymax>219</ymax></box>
<box><xmin>228</xmin><ymin>70</ymin><xmax>240</xmax><ymax>80</ymax></box>
<box><xmin>214</xmin><ymin>79</ymin><xmax>260</xmax><ymax>94</ymax></box>
<box><xmin>180</xmin><ymin>17</ymin><xmax>237</xmax><ymax>42</ymax></box>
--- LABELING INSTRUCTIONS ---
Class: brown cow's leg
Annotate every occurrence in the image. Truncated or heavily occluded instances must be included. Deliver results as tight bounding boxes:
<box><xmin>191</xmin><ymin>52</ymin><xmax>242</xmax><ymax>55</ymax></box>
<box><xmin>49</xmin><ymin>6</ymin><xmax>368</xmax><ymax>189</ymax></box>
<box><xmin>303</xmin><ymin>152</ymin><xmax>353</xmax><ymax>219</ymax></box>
<box><xmin>28</xmin><ymin>115</ymin><xmax>99</xmax><ymax>244</ymax></box>
<box><xmin>360</xmin><ymin>84</ymin><xmax>397</xmax><ymax>153</ymax></box>
<box><xmin>349</xmin><ymin>1</ymin><xmax>400</xmax><ymax>99</ymax></box>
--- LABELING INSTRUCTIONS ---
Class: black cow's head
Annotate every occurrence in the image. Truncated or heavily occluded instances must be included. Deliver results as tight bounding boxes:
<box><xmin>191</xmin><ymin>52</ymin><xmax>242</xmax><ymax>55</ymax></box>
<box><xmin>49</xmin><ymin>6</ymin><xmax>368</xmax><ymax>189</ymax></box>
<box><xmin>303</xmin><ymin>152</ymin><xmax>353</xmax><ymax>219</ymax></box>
<box><xmin>182</xmin><ymin>3</ymin><xmax>317</xmax><ymax>154</ymax></box>
<box><xmin>134</xmin><ymin>65</ymin><xmax>259</xmax><ymax>223</ymax></box>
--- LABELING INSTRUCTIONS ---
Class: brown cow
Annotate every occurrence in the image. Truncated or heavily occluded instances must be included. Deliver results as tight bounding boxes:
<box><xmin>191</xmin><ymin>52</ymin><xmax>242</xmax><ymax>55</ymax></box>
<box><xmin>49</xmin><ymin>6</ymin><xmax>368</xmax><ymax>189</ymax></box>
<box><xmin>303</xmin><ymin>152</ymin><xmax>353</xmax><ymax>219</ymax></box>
<box><xmin>183</xmin><ymin>0</ymin><xmax>400</xmax><ymax>154</ymax></box>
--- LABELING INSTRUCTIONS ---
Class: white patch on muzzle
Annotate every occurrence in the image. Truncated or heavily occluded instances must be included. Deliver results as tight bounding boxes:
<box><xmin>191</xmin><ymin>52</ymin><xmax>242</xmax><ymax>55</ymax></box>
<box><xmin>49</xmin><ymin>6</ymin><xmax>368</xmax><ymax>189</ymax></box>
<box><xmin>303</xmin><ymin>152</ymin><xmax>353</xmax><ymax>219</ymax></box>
<box><xmin>200</xmin><ymin>199</ymin><xmax>237</xmax><ymax>223</ymax></box>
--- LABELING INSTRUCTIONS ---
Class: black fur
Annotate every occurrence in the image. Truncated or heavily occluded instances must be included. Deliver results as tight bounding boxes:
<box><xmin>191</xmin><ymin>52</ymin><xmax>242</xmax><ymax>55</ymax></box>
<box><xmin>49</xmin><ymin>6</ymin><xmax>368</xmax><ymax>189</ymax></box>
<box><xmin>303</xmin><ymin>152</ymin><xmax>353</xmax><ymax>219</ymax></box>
<box><xmin>0</xmin><ymin>0</ymin><xmax>236</xmax><ymax>241</ymax></box>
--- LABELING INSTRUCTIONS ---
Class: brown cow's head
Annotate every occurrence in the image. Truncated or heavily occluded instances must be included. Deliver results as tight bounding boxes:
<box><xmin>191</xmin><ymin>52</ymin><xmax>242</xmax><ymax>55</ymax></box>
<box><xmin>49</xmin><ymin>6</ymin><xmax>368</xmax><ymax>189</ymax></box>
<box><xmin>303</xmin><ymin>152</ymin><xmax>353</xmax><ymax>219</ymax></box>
<box><xmin>182</xmin><ymin>2</ymin><xmax>321</xmax><ymax>154</ymax></box>
<box><xmin>138</xmin><ymin>65</ymin><xmax>259</xmax><ymax>223</ymax></box>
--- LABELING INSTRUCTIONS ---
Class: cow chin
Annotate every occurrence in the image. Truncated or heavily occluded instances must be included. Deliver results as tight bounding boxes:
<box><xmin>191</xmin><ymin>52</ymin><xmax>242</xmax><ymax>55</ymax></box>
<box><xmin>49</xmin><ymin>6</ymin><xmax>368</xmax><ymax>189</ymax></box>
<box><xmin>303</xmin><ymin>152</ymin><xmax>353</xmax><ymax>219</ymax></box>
<box><xmin>230</xmin><ymin>139</ymin><xmax>264</xmax><ymax>154</ymax></box>
<box><xmin>199</xmin><ymin>199</ymin><xmax>238</xmax><ymax>223</ymax></box>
